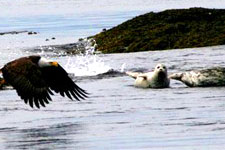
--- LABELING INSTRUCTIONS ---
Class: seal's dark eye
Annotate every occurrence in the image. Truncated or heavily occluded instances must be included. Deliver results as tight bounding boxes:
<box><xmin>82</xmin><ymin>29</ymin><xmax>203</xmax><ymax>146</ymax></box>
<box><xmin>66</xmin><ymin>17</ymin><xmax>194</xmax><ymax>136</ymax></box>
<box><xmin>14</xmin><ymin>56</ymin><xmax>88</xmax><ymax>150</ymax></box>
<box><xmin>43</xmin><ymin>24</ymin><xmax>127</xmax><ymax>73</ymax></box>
<box><xmin>157</xmin><ymin>66</ymin><xmax>160</xmax><ymax>69</ymax></box>
<box><xmin>163</xmin><ymin>66</ymin><xmax>166</xmax><ymax>69</ymax></box>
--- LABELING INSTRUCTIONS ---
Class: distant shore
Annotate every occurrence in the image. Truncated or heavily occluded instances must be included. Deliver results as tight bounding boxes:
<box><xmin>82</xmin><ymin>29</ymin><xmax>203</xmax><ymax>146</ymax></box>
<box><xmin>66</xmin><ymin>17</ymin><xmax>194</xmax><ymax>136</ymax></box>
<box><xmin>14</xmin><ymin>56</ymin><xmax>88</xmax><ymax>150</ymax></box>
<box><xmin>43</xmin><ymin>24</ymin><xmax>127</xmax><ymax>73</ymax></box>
<box><xmin>0</xmin><ymin>31</ymin><xmax>37</xmax><ymax>36</ymax></box>
<box><xmin>2</xmin><ymin>8</ymin><xmax>225</xmax><ymax>54</ymax></box>
<box><xmin>91</xmin><ymin>8</ymin><xmax>225</xmax><ymax>53</ymax></box>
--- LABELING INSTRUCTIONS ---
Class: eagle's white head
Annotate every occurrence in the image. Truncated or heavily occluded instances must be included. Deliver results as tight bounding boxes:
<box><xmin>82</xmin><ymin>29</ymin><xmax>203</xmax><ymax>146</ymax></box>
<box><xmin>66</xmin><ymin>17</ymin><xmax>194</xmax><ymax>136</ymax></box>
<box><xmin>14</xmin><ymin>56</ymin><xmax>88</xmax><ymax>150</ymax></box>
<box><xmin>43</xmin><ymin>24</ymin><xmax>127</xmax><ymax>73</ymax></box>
<box><xmin>38</xmin><ymin>57</ymin><xmax>58</xmax><ymax>68</ymax></box>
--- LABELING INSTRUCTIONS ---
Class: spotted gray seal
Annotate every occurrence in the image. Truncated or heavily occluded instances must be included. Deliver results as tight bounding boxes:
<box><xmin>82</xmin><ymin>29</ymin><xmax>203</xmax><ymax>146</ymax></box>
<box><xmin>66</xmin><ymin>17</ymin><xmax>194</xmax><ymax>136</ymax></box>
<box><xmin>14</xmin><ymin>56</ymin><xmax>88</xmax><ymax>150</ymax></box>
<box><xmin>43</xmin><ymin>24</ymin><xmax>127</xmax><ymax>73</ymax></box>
<box><xmin>169</xmin><ymin>67</ymin><xmax>225</xmax><ymax>87</ymax></box>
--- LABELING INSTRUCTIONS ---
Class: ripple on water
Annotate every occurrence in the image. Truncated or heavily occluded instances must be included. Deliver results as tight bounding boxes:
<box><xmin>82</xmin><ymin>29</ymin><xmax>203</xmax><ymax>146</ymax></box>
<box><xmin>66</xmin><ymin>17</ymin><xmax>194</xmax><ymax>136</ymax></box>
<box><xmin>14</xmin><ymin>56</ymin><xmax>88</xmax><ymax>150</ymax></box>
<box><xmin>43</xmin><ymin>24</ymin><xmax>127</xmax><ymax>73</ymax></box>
<box><xmin>1</xmin><ymin>46</ymin><xmax>225</xmax><ymax>149</ymax></box>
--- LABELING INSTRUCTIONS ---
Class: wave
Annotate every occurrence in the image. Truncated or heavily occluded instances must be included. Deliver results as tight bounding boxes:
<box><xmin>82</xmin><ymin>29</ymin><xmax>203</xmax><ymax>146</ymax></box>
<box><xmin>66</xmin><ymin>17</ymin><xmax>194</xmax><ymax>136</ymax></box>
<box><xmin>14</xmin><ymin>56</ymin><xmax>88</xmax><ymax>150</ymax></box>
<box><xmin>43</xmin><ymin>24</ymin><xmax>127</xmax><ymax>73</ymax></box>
<box><xmin>23</xmin><ymin>38</ymin><xmax>127</xmax><ymax>81</ymax></box>
<box><xmin>64</xmin><ymin>54</ymin><xmax>111</xmax><ymax>77</ymax></box>
<box><xmin>65</xmin><ymin>54</ymin><xmax>126</xmax><ymax>81</ymax></box>
<box><xmin>70</xmin><ymin>69</ymin><xmax>126</xmax><ymax>81</ymax></box>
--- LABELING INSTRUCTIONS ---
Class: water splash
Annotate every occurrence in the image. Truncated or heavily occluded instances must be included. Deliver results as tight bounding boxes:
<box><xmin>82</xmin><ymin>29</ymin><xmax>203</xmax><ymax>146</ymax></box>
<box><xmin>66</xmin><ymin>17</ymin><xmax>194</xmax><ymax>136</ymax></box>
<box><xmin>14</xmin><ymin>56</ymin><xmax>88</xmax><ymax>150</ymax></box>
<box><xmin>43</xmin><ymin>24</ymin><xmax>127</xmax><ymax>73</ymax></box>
<box><xmin>65</xmin><ymin>54</ymin><xmax>112</xmax><ymax>76</ymax></box>
<box><xmin>120</xmin><ymin>63</ymin><xmax>126</xmax><ymax>72</ymax></box>
<box><xmin>64</xmin><ymin>38</ymin><xmax>112</xmax><ymax>76</ymax></box>
<box><xmin>34</xmin><ymin>38</ymin><xmax>125</xmax><ymax>77</ymax></box>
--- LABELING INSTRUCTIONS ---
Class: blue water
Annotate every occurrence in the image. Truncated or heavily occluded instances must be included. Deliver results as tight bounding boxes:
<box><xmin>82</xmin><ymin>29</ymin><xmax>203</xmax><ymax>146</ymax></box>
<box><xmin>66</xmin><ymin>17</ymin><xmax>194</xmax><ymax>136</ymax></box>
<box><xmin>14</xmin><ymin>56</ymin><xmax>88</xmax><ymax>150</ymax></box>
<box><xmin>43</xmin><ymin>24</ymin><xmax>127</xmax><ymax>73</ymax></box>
<box><xmin>0</xmin><ymin>12</ymin><xmax>138</xmax><ymax>37</ymax></box>
<box><xmin>1</xmin><ymin>0</ymin><xmax>225</xmax><ymax>150</ymax></box>
<box><xmin>1</xmin><ymin>0</ymin><xmax>225</xmax><ymax>48</ymax></box>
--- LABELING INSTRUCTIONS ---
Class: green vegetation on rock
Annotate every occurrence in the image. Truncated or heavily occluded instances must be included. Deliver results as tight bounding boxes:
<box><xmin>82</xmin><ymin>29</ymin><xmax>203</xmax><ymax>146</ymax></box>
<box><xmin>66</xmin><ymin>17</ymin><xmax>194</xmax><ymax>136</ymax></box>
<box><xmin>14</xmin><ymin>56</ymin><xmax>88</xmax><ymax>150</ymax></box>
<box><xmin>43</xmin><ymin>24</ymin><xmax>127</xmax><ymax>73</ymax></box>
<box><xmin>92</xmin><ymin>8</ymin><xmax>225</xmax><ymax>53</ymax></box>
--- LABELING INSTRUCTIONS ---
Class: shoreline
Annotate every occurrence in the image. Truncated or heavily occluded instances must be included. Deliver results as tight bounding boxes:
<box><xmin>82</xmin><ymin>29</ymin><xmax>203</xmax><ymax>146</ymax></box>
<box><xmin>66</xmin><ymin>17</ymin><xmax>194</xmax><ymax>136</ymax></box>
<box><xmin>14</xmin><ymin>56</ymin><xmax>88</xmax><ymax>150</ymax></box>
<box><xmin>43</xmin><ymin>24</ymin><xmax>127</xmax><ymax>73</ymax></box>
<box><xmin>2</xmin><ymin>8</ymin><xmax>225</xmax><ymax>54</ymax></box>
<box><xmin>92</xmin><ymin>7</ymin><xmax>225</xmax><ymax>53</ymax></box>
<box><xmin>0</xmin><ymin>30</ymin><xmax>37</xmax><ymax>36</ymax></box>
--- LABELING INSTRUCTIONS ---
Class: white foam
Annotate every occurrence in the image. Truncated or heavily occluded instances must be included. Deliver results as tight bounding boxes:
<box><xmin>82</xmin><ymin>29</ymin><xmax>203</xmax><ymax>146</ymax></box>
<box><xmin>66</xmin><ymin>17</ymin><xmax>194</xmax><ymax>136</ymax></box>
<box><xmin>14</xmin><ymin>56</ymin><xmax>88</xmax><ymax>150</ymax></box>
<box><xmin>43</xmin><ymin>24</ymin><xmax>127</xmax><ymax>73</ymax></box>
<box><xmin>120</xmin><ymin>63</ymin><xmax>126</xmax><ymax>72</ymax></box>
<box><xmin>65</xmin><ymin>54</ymin><xmax>111</xmax><ymax>76</ymax></box>
<box><xmin>64</xmin><ymin>38</ymin><xmax>111</xmax><ymax>76</ymax></box>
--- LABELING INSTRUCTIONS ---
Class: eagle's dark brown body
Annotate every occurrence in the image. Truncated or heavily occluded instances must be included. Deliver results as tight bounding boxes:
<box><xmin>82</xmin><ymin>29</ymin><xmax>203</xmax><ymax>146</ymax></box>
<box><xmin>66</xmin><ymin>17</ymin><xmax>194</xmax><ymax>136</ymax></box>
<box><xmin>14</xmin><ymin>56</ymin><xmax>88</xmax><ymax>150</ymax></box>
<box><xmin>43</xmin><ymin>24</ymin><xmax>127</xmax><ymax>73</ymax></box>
<box><xmin>0</xmin><ymin>55</ymin><xmax>88</xmax><ymax>108</ymax></box>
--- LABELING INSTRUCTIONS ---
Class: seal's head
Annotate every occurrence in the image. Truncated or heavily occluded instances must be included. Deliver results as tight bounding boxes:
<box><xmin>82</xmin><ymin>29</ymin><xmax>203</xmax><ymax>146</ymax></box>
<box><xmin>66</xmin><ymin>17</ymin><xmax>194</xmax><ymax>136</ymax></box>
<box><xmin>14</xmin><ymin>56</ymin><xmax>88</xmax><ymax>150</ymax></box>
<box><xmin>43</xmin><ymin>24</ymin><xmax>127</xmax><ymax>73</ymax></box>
<box><xmin>153</xmin><ymin>64</ymin><xmax>168</xmax><ymax>80</ymax></box>
<box><xmin>168</xmin><ymin>73</ymin><xmax>183</xmax><ymax>80</ymax></box>
<box><xmin>154</xmin><ymin>63</ymin><xmax>167</xmax><ymax>75</ymax></box>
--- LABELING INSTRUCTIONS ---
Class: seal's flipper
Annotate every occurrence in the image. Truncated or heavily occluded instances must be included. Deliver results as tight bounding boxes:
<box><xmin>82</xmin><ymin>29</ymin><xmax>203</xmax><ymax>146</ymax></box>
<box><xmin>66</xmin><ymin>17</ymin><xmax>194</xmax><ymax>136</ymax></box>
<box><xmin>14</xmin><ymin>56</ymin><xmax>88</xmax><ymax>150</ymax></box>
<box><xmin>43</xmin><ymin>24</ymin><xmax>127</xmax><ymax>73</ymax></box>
<box><xmin>126</xmin><ymin>71</ymin><xmax>141</xmax><ymax>79</ymax></box>
<box><xmin>138</xmin><ymin>75</ymin><xmax>147</xmax><ymax>80</ymax></box>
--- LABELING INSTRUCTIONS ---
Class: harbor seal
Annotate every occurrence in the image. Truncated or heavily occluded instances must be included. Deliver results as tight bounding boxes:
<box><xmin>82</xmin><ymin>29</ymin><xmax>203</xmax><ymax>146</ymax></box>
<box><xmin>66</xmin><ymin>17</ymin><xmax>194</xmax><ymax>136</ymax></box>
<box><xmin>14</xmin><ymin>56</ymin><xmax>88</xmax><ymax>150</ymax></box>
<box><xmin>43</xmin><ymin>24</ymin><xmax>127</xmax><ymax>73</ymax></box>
<box><xmin>169</xmin><ymin>67</ymin><xmax>225</xmax><ymax>87</ymax></box>
<box><xmin>126</xmin><ymin>64</ymin><xmax>170</xmax><ymax>88</ymax></box>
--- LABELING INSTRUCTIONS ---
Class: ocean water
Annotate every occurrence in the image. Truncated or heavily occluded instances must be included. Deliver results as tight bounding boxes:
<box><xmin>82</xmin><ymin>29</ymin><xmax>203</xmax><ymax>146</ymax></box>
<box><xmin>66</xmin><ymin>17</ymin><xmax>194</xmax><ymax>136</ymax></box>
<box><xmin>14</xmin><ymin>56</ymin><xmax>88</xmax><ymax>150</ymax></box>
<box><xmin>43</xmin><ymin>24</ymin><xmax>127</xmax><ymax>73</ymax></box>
<box><xmin>1</xmin><ymin>0</ymin><xmax>225</xmax><ymax>150</ymax></box>
<box><xmin>0</xmin><ymin>0</ymin><xmax>225</xmax><ymax>50</ymax></box>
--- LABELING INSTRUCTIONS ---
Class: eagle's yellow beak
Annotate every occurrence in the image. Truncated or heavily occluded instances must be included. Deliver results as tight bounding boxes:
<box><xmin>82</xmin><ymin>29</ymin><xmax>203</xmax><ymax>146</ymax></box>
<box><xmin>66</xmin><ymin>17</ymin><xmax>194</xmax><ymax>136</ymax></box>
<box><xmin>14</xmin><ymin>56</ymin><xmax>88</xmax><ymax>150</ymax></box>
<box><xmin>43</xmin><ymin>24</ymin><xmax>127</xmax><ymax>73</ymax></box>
<box><xmin>50</xmin><ymin>61</ymin><xmax>58</xmax><ymax>67</ymax></box>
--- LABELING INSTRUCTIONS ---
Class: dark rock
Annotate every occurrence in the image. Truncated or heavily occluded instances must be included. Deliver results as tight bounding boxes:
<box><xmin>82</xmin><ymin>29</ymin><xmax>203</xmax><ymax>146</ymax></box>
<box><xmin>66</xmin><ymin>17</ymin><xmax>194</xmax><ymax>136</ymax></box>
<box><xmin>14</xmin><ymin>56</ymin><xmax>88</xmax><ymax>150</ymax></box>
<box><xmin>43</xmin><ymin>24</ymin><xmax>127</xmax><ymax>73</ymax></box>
<box><xmin>26</xmin><ymin>38</ymin><xmax>96</xmax><ymax>55</ymax></box>
<box><xmin>79</xmin><ymin>38</ymin><xmax>84</xmax><ymax>41</ymax></box>
<box><xmin>0</xmin><ymin>31</ymin><xmax>28</xmax><ymax>36</ymax></box>
<box><xmin>28</xmin><ymin>31</ymin><xmax>38</xmax><ymax>35</ymax></box>
<box><xmin>92</xmin><ymin>8</ymin><xmax>225</xmax><ymax>53</ymax></box>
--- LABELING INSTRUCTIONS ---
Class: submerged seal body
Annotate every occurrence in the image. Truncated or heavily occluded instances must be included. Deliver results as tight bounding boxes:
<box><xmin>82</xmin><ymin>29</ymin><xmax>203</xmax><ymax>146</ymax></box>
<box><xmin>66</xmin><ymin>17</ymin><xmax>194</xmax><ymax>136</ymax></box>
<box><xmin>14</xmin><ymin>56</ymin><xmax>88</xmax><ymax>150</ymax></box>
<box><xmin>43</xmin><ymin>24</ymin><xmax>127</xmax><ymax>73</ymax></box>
<box><xmin>126</xmin><ymin>64</ymin><xmax>170</xmax><ymax>88</ymax></box>
<box><xmin>169</xmin><ymin>67</ymin><xmax>225</xmax><ymax>87</ymax></box>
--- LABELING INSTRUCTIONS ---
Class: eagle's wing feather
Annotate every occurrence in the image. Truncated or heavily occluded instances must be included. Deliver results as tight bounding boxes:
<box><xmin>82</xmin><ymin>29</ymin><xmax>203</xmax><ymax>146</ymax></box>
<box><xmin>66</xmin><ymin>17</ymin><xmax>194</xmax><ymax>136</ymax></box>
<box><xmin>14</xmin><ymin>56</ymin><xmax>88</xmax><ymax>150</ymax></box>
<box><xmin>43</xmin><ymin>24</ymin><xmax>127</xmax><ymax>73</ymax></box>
<box><xmin>3</xmin><ymin>59</ymin><xmax>52</xmax><ymax>108</ymax></box>
<box><xmin>41</xmin><ymin>65</ymin><xmax>88</xmax><ymax>101</ymax></box>
<box><xmin>2</xmin><ymin>56</ymin><xmax>88</xmax><ymax>108</ymax></box>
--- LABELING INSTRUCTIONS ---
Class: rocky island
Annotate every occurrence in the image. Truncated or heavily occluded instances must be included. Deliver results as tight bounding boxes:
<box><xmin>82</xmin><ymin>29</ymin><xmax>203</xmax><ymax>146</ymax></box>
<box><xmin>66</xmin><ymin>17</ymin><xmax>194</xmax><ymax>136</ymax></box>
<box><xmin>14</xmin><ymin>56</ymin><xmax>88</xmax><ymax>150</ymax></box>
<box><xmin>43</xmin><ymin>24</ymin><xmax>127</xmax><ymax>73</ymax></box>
<box><xmin>92</xmin><ymin>8</ymin><xmax>225</xmax><ymax>53</ymax></box>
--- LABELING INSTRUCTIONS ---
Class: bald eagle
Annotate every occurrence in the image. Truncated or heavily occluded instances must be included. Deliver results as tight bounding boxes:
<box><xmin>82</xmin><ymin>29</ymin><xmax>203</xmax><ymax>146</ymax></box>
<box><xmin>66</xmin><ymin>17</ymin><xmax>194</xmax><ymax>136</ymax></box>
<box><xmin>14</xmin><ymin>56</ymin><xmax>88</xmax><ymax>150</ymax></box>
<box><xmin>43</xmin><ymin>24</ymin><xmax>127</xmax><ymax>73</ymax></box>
<box><xmin>0</xmin><ymin>55</ymin><xmax>88</xmax><ymax>108</ymax></box>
